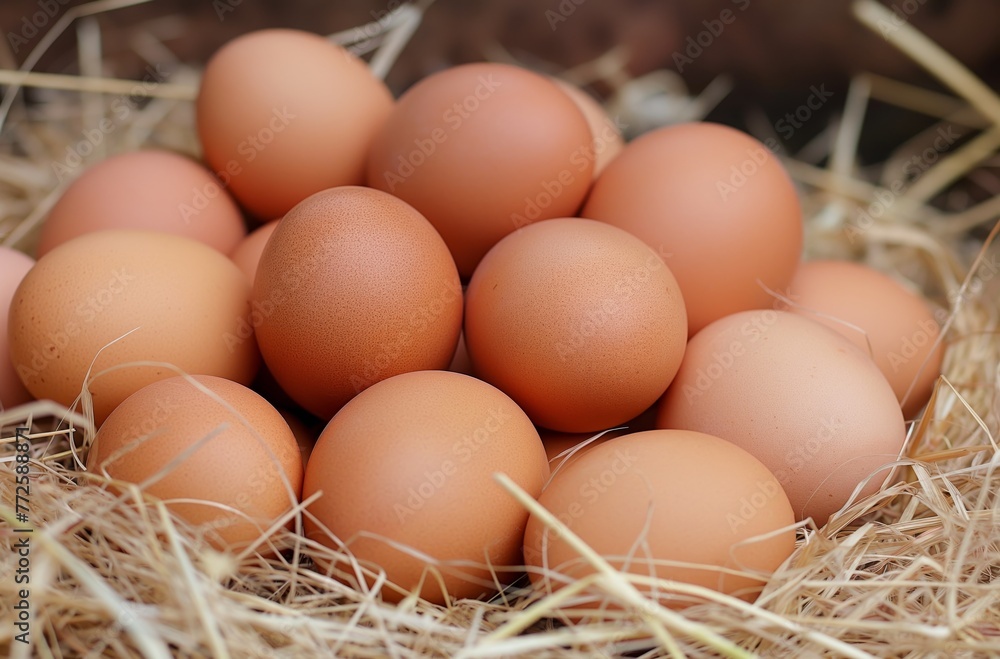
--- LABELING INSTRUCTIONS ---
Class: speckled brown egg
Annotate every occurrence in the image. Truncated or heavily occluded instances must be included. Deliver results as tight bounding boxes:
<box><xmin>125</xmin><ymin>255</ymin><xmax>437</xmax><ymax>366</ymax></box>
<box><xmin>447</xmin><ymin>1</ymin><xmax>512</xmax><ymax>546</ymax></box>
<box><xmin>787</xmin><ymin>260</ymin><xmax>944</xmax><ymax>418</ymax></box>
<box><xmin>304</xmin><ymin>370</ymin><xmax>548</xmax><ymax>604</ymax></box>
<box><xmin>38</xmin><ymin>150</ymin><xmax>246</xmax><ymax>257</ymax></box>
<box><xmin>252</xmin><ymin>187</ymin><xmax>462</xmax><ymax>419</ymax></box>
<box><xmin>367</xmin><ymin>62</ymin><xmax>594</xmax><ymax>277</ymax></box>
<box><xmin>583</xmin><ymin>122</ymin><xmax>803</xmax><ymax>335</ymax></box>
<box><xmin>9</xmin><ymin>230</ymin><xmax>259</xmax><ymax>424</ymax></box>
<box><xmin>465</xmin><ymin>218</ymin><xmax>687</xmax><ymax>432</ymax></box>
<box><xmin>658</xmin><ymin>310</ymin><xmax>906</xmax><ymax>525</ymax></box>
<box><xmin>197</xmin><ymin>29</ymin><xmax>394</xmax><ymax>219</ymax></box>
<box><xmin>88</xmin><ymin>375</ymin><xmax>302</xmax><ymax>550</ymax></box>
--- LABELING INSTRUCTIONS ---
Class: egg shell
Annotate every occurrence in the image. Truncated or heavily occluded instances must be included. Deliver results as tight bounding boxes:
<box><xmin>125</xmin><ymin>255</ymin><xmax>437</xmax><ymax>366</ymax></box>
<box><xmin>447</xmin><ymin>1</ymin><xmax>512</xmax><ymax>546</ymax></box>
<box><xmin>787</xmin><ymin>260</ymin><xmax>944</xmax><ymax>418</ymax></box>
<box><xmin>303</xmin><ymin>370</ymin><xmax>549</xmax><ymax>604</ymax></box>
<box><xmin>553</xmin><ymin>79</ymin><xmax>624</xmax><ymax>178</ymax></box>
<box><xmin>252</xmin><ymin>186</ymin><xmax>462</xmax><ymax>419</ymax></box>
<box><xmin>657</xmin><ymin>310</ymin><xmax>906</xmax><ymax>525</ymax></box>
<box><xmin>367</xmin><ymin>62</ymin><xmax>594</xmax><ymax>277</ymax></box>
<box><xmin>582</xmin><ymin>122</ymin><xmax>803</xmax><ymax>335</ymax></box>
<box><xmin>0</xmin><ymin>247</ymin><xmax>35</xmax><ymax>409</ymax></box>
<box><xmin>465</xmin><ymin>218</ymin><xmax>687</xmax><ymax>432</ymax></box>
<box><xmin>38</xmin><ymin>150</ymin><xmax>246</xmax><ymax>257</ymax></box>
<box><xmin>539</xmin><ymin>427</ymin><xmax>622</xmax><ymax>471</ymax></box>
<box><xmin>524</xmin><ymin>430</ymin><xmax>796</xmax><ymax>610</ymax></box>
<box><xmin>230</xmin><ymin>219</ymin><xmax>279</xmax><ymax>287</ymax></box>
<box><xmin>88</xmin><ymin>375</ymin><xmax>302</xmax><ymax>550</ymax></box>
<box><xmin>197</xmin><ymin>29</ymin><xmax>394</xmax><ymax>219</ymax></box>
<box><xmin>9</xmin><ymin>230</ymin><xmax>259</xmax><ymax>424</ymax></box>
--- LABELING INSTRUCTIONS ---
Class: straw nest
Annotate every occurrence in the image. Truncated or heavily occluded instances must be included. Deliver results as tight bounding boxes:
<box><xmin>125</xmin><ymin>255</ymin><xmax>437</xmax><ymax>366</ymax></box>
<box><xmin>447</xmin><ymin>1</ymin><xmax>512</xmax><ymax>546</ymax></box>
<box><xmin>1</xmin><ymin>1</ymin><xmax>999</xmax><ymax>656</ymax></box>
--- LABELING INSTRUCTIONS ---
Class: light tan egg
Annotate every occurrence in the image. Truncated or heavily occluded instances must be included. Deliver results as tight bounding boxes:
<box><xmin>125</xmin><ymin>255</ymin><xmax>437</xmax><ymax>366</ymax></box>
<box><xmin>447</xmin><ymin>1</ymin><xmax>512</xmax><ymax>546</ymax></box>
<box><xmin>9</xmin><ymin>230</ymin><xmax>258</xmax><ymax>424</ymax></box>
<box><xmin>197</xmin><ymin>29</ymin><xmax>393</xmax><ymax>219</ymax></box>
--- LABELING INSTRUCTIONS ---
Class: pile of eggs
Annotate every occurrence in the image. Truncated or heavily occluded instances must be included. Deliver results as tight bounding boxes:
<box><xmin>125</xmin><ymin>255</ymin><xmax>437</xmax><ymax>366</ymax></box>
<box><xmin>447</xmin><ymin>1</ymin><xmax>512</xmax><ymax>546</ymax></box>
<box><xmin>4</xmin><ymin>28</ymin><xmax>944</xmax><ymax>609</ymax></box>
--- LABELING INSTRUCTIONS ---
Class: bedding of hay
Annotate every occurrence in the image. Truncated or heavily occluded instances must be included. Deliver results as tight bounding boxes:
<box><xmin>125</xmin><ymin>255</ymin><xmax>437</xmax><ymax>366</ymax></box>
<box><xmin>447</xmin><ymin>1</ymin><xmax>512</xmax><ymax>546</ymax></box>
<box><xmin>1</xmin><ymin>1</ymin><xmax>999</xmax><ymax>656</ymax></box>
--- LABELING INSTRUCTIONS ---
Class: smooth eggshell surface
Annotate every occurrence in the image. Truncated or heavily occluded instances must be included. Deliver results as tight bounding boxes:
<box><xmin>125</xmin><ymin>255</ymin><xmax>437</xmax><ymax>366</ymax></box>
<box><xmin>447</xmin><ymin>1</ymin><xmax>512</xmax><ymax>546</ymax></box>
<box><xmin>367</xmin><ymin>62</ymin><xmax>594</xmax><ymax>277</ymax></box>
<box><xmin>465</xmin><ymin>218</ymin><xmax>687</xmax><ymax>432</ymax></box>
<box><xmin>657</xmin><ymin>310</ymin><xmax>906</xmax><ymax>525</ymax></box>
<box><xmin>583</xmin><ymin>122</ymin><xmax>803</xmax><ymax>335</ymax></box>
<box><xmin>9</xmin><ymin>230</ymin><xmax>259</xmax><ymax>424</ymax></box>
<box><xmin>38</xmin><ymin>150</ymin><xmax>246</xmax><ymax>257</ymax></box>
<box><xmin>198</xmin><ymin>29</ymin><xmax>394</xmax><ymax>219</ymax></box>
<box><xmin>88</xmin><ymin>375</ymin><xmax>302</xmax><ymax>550</ymax></box>
<box><xmin>788</xmin><ymin>260</ymin><xmax>943</xmax><ymax>418</ymax></box>
<box><xmin>524</xmin><ymin>430</ymin><xmax>795</xmax><ymax>610</ymax></box>
<box><xmin>304</xmin><ymin>370</ymin><xmax>549</xmax><ymax>604</ymax></box>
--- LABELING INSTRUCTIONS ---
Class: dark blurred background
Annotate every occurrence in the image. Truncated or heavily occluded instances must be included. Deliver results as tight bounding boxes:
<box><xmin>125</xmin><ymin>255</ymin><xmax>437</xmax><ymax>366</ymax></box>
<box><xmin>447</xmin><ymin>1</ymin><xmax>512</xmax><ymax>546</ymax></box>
<box><xmin>2</xmin><ymin>0</ymin><xmax>999</xmax><ymax>160</ymax></box>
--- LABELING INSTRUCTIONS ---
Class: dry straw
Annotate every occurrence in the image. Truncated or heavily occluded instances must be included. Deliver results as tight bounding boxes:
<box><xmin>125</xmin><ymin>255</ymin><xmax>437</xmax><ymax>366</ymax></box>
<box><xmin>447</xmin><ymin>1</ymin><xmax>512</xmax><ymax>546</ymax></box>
<box><xmin>2</xmin><ymin>0</ymin><xmax>999</xmax><ymax>656</ymax></box>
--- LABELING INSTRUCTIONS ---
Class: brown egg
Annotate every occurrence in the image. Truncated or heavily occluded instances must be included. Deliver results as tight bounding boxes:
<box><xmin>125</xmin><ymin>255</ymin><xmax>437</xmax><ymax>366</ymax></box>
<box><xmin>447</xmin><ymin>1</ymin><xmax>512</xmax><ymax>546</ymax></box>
<box><xmin>465</xmin><ymin>218</ymin><xmax>687</xmax><ymax>432</ymax></box>
<box><xmin>88</xmin><ymin>375</ymin><xmax>302</xmax><ymax>550</ymax></box>
<box><xmin>252</xmin><ymin>187</ymin><xmax>462</xmax><ymax>419</ymax></box>
<box><xmin>524</xmin><ymin>430</ymin><xmax>796</xmax><ymax>610</ymax></box>
<box><xmin>367</xmin><ymin>62</ymin><xmax>594</xmax><ymax>277</ymax></box>
<box><xmin>304</xmin><ymin>370</ymin><xmax>549</xmax><ymax>604</ymax></box>
<box><xmin>197</xmin><ymin>29</ymin><xmax>393</xmax><ymax>219</ymax></box>
<box><xmin>787</xmin><ymin>260</ymin><xmax>943</xmax><ymax>418</ymax></box>
<box><xmin>38</xmin><ymin>150</ymin><xmax>246</xmax><ymax>257</ymax></box>
<box><xmin>583</xmin><ymin>122</ymin><xmax>803</xmax><ymax>335</ymax></box>
<box><xmin>658</xmin><ymin>310</ymin><xmax>906</xmax><ymax>525</ymax></box>
<box><xmin>553</xmin><ymin>79</ymin><xmax>624</xmax><ymax>178</ymax></box>
<box><xmin>9</xmin><ymin>230</ymin><xmax>259</xmax><ymax>424</ymax></box>
<box><xmin>0</xmin><ymin>247</ymin><xmax>35</xmax><ymax>409</ymax></box>
<box><xmin>229</xmin><ymin>220</ymin><xmax>279</xmax><ymax>286</ymax></box>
